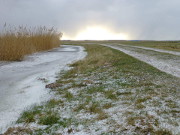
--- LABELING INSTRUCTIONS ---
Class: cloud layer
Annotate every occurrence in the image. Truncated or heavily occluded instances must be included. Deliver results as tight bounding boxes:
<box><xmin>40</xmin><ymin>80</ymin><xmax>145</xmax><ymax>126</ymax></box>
<box><xmin>1</xmin><ymin>0</ymin><xmax>180</xmax><ymax>40</ymax></box>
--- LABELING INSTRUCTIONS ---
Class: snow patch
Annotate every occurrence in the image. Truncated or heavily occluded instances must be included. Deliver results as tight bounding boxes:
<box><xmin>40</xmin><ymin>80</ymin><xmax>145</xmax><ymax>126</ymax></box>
<box><xmin>0</xmin><ymin>45</ymin><xmax>86</xmax><ymax>133</ymax></box>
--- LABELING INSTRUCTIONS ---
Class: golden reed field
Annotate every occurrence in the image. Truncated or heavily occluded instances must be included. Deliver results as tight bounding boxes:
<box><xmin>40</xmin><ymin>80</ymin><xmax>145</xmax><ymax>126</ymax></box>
<box><xmin>0</xmin><ymin>24</ymin><xmax>62</xmax><ymax>61</ymax></box>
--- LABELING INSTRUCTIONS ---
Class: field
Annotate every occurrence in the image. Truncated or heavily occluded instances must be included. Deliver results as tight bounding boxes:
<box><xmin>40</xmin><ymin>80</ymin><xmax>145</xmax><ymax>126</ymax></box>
<box><xmin>0</xmin><ymin>26</ymin><xmax>62</xmax><ymax>61</ymax></box>
<box><xmin>5</xmin><ymin>41</ymin><xmax>180</xmax><ymax>135</ymax></box>
<box><xmin>62</xmin><ymin>40</ymin><xmax>180</xmax><ymax>52</ymax></box>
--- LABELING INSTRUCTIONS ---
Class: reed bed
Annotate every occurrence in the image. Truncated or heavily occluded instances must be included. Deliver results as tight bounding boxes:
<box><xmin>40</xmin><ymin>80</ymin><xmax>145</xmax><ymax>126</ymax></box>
<box><xmin>0</xmin><ymin>25</ymin><xmax>62</xmax><ymax>61</ymax></box>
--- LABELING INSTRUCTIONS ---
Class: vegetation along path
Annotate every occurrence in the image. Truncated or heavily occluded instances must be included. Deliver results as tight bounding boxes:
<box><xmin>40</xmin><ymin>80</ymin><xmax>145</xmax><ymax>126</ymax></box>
<box><xmin>4</xmin><ymin>43</ymin><xmax>180</xmax><ymax>135</ymax></box>
<box><xmin>102</xmin><ymin>44</ymin><xmax>180</xmax><ymax>78</ymax></box>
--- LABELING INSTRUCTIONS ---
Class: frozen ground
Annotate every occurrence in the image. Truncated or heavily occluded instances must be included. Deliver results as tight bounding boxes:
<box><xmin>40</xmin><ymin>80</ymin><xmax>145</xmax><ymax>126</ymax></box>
<box><xmin>0</xmin><ymin>45</ymin><xmax>86</xmax><ymax>133</ymax></box>
<box><xmin>117</xmin><ymin>44</ymin><xmax>180</xmax><ymax>56</ymax></box>
<box><xmin>102</xmin><ymin>44</ymin><xmax>180</xmax><ymax>78</ymax></box>
<box><xmin>3</xmin><ymin>44</ymin><xmax>179</xmax><ymax>135</ymax></box>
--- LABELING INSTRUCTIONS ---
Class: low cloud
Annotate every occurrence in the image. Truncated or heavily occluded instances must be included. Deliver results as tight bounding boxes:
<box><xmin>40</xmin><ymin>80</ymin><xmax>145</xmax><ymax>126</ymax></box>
<box><xmin>0</xmin><ymin>0</ymin><xmax>180</xmax><ymax>40</ymax></box>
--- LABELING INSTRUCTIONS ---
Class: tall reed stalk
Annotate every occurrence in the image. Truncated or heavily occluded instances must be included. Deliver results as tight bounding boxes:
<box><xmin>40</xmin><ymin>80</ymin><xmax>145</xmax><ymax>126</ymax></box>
<box><xmin>0</xmin><ymin>25</ymin><xmax>62</xmax><ymax>61</ymax></box>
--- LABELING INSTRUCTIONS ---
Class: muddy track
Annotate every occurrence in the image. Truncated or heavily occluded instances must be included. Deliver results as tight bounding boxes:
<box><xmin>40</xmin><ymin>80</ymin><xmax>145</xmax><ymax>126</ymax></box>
<box><xmin>102</xmin><ymin>44</ymin><xmax>180</xmax><ymax>78</ymax></box>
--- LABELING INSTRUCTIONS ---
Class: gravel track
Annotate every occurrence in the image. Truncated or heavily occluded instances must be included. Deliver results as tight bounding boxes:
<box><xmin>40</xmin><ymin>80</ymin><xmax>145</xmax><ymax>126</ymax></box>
<box><xmin>117</xmin><ymin>44</ymin><xmax>180</xmax><ymax>56</ymax></box>
<box><xmin>102</xmin><ymin>44</ymin><xmax>180</xmax><ymax>78</ymax></box>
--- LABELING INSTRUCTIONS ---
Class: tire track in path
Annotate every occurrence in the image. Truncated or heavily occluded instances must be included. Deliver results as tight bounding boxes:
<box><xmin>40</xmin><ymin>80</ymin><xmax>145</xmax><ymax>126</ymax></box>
<box><xmin>102</xmin><ymin>44</ymin><xmax>180</xmax><ymax>78</ymax></box>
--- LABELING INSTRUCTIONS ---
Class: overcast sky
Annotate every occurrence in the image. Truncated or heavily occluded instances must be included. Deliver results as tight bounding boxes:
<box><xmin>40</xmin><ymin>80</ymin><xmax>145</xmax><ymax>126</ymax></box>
<box><xmin>0</xmin><ymin>0</ymin><xmax>180</xmax><ymax>40</ymax></box>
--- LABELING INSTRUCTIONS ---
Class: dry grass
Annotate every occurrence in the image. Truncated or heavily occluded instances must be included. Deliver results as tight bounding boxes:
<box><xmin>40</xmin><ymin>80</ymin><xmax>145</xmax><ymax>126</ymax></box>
<box><xmin>0</xmin><ymin>25</ymin><xmax>62</xmax><ymax>61</ymax></box>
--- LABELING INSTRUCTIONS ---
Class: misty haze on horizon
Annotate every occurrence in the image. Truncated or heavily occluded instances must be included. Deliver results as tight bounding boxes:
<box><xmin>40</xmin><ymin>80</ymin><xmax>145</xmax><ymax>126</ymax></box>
<box><xmin>0</xmin><ymin>0</ymin><xmax>180</xmax><ymax>40</ymax></box>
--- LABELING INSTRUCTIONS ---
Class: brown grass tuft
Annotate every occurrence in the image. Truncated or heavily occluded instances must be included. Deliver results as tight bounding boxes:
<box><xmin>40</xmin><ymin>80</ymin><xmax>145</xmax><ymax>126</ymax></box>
<box><xmin>0</xmin><ymin>25</ymin><xmax>62</xmax><ymax>61</ymax></box>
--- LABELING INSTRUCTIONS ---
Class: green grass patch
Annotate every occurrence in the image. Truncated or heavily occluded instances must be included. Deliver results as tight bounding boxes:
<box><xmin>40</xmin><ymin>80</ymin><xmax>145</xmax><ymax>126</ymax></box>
<box><xmin>17</xmin><ymin>105</ymin><xmax>43</xmax><ymax>123</ymax></box>
<box><xmin>64</xmin><ymin>91</ymin><xmax>74</xmax><ymax>100</ymax></box>
<box><xmin>38</xmin><ymin>113</ymin><xmax>59</xmax><ymax>125</ymax></box>
<box><xmin>87</xmin><ymin>102</ymin><xmax>102</xmax><ymax>114</ymax></box>
<box><xmin>104</xmin><ymin>90</ymin><xmax>118</xmax><ymax>100</ymax></box>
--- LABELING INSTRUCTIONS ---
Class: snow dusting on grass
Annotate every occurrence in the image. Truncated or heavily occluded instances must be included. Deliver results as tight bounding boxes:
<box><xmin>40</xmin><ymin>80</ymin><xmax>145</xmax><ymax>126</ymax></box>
<box><xmin>4</xmin><ymin>43</ymin><xmax>180</xmax><ymax>135</ymax></box>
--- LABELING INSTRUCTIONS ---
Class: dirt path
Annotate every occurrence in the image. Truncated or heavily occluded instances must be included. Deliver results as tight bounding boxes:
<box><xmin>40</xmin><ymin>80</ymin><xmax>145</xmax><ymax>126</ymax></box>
<box><xmin>117</xmin><ymin>44</ymin><xmax>180</xmax><ymax>56</ymax></box>
<box><xmin>0</xmin><ymin>45</ymin><xmax>86</xmax><ymax>133</ymax></box>
<box><xmin>102</xmin><ymin>44</ymin><xmax>180</xmax><ymax>78</ymax></box>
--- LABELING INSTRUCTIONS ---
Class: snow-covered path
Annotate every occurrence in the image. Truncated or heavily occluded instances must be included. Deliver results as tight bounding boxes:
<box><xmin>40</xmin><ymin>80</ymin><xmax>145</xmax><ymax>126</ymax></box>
<box><xmin>102</xmin><ymin>44</ymin><xmax>180</xmax><ymax>78</ymax></box>
<box><xmin>117</xmin><ymin>44</ymin><xmax>180</xmax><ymax>56</ymax></box>
<box><xmin>0</xmin><ymin>45</ymin><xmax>86</xmax><ymax>133</ymax></box>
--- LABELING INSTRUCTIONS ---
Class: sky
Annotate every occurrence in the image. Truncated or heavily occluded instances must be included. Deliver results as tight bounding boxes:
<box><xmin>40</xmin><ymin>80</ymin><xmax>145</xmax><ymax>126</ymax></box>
<box><xmin>0</xmin><ymin>0</ymin><xmax>180</xmax><ymax>40</ymax></box>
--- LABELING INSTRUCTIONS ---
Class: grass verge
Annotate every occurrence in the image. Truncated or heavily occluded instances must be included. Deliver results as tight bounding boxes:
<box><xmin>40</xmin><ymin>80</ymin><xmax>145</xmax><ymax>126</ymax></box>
<box><xmin>4</xmin><ymin>43</ymin><xmax>180</xmax><ymax>134</ymax></box>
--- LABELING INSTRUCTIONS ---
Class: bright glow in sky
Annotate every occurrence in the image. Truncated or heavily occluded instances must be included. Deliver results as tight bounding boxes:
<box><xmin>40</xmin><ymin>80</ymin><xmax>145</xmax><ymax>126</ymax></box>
<box><xmin>1</xmin><ymin>1</ymin><xmax>180</xmax><ymax>40</ymax></box>
<box><xmin>62</xmin><ymin>26</ymin><xmax>129</xmax><ymax>40</ymax></box>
